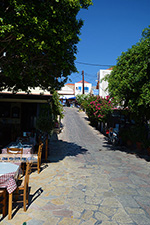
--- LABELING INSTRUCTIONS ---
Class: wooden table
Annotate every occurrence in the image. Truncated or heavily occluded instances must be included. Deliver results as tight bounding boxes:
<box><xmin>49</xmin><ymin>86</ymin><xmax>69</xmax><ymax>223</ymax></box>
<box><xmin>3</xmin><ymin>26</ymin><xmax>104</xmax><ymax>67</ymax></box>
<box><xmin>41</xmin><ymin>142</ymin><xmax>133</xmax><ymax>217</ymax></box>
<box><xmin>0</xmin><ymin>162</ymin><xmax>21</xmax><ymax>219</ymax></box>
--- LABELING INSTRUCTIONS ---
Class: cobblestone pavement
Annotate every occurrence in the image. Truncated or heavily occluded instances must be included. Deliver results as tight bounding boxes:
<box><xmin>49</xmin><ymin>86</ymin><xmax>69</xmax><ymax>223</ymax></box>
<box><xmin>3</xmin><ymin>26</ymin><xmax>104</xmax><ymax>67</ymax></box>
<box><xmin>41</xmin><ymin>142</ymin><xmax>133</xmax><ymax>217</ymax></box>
<box><xmin>2</xmin><ymin>107</ymin><xmax>150</xmax><ymax>225</ymax></box>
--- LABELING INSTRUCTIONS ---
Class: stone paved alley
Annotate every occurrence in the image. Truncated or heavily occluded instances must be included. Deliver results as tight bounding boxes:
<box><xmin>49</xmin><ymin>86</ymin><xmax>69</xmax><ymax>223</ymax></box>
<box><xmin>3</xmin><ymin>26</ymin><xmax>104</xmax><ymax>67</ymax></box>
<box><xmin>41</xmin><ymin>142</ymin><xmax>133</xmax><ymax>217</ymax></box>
<box><xmin>2</xmin><ymin>107</ymin><xmax>150</xmax><ymax>225</ymax></box>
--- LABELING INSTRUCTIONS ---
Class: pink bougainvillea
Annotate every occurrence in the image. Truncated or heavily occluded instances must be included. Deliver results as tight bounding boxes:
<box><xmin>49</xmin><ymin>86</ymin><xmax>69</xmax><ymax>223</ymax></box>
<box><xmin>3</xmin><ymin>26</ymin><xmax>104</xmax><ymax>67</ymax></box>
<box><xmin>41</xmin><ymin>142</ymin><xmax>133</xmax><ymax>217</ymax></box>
<box><xmin>86</xmin><ymin>96</ymin><xmax>113</xmax><ymax>123</ymax></box>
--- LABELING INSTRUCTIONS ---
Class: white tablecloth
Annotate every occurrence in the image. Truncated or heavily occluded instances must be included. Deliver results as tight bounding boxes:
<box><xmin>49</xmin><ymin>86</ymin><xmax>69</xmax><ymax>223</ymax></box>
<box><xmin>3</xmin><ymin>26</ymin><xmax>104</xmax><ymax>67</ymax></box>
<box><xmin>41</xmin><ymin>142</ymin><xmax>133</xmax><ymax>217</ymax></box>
<box><xmin>0</xmin><ymin>162</ymin><xmax>21</xmax><ymax>194</ymax></box>
<box><xmin>0</xmin><ymin>162</ymin><xmax>19</xmax><ymax>176</ymax></box>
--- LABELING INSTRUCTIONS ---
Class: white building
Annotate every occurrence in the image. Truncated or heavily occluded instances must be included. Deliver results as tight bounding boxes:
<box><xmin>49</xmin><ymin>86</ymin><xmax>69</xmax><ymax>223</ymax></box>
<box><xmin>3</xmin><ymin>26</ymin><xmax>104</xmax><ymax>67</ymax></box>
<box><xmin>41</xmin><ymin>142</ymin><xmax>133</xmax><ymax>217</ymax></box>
<box><xmin>57</xmin><ymin>80</ymin><xmax>92</xmax><ymax>100</ymax></box>
<box><xmin>75</xmin><ymin>80</ymin><xmax>92</xmax><ymax>96</ymax></box>
<box><xmin>97</xmin><ymin>68</ymin><xmax>113</xmax><ymax>98</ymax></box>
<box><xmin>57</xmin><ymin>83</ymin><xmax>75</xmax><ymax>99</ymax></box>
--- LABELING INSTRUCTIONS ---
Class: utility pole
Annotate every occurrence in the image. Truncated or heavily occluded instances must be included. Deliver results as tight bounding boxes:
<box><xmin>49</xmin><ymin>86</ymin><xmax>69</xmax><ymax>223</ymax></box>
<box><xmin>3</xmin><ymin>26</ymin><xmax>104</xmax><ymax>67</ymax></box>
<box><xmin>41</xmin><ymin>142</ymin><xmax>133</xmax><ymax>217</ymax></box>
<box><xmin>82</xmin><ymin>70</ymin><xmax>84</xmax><ymax>94</ymax></box>
<box><xmin>96</xmin><ymin>71</ymin><xmax>100</xmax><ymax>96</ymax></box>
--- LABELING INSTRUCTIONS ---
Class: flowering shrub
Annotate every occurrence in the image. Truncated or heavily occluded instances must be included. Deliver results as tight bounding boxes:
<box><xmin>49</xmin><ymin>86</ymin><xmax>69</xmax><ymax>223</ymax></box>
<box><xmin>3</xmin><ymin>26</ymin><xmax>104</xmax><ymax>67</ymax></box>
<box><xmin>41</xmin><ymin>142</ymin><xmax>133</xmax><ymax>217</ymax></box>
<box><xmin>76</xmin><ymin>94</ymin><xmax>90</xmax><ymax>106</ymax></box>
<box><xmin>85</xmin><ymin>96</ymin><xmax>113</xmax><ymax>123</ymax></box>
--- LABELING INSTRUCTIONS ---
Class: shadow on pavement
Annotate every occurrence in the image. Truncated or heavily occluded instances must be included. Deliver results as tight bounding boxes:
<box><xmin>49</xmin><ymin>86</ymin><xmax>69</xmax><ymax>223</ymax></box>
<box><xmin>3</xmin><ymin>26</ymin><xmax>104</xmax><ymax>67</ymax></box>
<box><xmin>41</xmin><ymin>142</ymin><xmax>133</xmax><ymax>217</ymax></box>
<box><xmin>10</xmin><ymin>187</ymin><xmax>43</xmax><ymax>219</ymax></box>
<box><xmin>79</xmin><ymin>112</ymin><xmax>150</xmax><ymax>162</ymax></box>
<box><xmin>102</xmin><ymin>137</ymin><xmax>150</xmax><ymax>162</ymax></box>
<box><xmin>28</xmin><ymin>187</ymin><xmax>43</xmax><ymax>207</ymax></box>
<box><xmin>48</xmin><ymin>138</ymin><xmax>88</xmax><ymax>163</ymax></box>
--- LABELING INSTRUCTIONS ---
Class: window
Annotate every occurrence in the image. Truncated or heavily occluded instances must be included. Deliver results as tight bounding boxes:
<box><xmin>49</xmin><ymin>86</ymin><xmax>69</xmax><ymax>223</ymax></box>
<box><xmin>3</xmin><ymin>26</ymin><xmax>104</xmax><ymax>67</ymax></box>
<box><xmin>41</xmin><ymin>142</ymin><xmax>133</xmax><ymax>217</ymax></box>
<box><xmin>84</xmin><ymin>87</ymin><xmax>89</xmax><ymax>92</ymax></box>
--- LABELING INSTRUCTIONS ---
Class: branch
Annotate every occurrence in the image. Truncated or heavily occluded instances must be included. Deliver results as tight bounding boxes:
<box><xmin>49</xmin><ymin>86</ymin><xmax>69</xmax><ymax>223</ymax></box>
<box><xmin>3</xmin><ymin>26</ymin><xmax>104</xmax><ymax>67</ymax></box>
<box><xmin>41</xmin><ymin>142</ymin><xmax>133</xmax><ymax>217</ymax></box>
<box><xmin>1</xmin><ymin>34</ymin><xmax>14</xmax><ymax>42</ymax></box>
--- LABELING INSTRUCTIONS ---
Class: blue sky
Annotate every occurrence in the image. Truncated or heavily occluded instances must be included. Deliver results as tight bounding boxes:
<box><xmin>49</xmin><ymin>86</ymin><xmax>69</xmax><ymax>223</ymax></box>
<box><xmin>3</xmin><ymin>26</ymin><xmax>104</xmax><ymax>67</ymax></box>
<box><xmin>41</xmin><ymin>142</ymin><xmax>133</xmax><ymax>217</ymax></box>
<box><xmin>67</xmin><ymin>0</ymin><xmax>150</xmax><ymax>87</ymax></box>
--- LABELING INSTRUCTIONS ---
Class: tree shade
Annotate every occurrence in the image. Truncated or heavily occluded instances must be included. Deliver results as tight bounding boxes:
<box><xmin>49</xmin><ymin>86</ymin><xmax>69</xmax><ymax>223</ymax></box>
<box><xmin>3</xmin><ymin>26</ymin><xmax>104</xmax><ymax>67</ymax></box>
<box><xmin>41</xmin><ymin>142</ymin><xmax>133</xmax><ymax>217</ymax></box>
<box><xmin>0</xmin><ymin>0</ymin><xmax>92</xmax><ymax>92</ymax></box>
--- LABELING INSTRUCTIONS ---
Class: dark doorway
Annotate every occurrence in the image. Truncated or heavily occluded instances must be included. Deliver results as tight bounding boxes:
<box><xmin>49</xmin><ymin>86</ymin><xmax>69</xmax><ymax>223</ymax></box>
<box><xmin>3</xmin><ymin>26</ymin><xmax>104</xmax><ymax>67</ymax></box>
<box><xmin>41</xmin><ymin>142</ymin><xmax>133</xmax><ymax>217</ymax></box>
<box><xmin>21</xmin><ymin>103</ymin><xmax>37</xmax><ymax>132</ymax></box>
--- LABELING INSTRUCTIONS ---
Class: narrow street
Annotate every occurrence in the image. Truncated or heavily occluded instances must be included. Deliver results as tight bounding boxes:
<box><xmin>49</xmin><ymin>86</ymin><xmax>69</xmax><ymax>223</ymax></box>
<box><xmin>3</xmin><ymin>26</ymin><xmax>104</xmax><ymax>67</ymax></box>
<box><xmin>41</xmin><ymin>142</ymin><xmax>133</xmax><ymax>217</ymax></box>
<box><xmin>3</xmin><ymin>107</ymin><xmax>150</xmax><ymax>225</ymax></box>
<box><xmin>48</xmin><ymin>107</ymin><xmax>150</xmax><ymax>225</ymax></box>
<box><xmin>49</xmin><ymin>107</ymin><xmax>106</xmax><ymax>162</ymax></box>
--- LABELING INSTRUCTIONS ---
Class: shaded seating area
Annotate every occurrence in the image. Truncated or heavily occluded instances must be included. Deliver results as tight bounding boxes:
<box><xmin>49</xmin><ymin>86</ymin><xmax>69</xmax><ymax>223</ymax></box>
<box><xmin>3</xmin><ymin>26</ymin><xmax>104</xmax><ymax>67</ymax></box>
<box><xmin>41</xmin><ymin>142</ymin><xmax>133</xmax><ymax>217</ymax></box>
<box><xmin>0</xmin><ymin>140</ymin><xmax>45</xmax><ymax>220</ymax></box>
<box><xmin>31</xmin><ymin>142</ymin><xmax>43</xmax><ymax>174</ymax></box>
<box><xmin>13</xmin><ymin>162</ymin><xmax>31</xmax><ymax>212</ymax></box>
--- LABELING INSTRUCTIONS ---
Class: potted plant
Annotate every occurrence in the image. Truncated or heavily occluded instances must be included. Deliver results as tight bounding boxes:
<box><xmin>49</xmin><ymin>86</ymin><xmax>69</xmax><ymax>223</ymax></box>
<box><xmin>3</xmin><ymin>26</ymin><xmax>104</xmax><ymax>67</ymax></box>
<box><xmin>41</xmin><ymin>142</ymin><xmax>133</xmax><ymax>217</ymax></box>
<box><xmin>36</xmin><ymin>104</ymin><xmax>54</xmax><ymax>161</ymax></box>
<box><xmin>51</xmin><ymin>90</ymin><xmax>64</xmax><ymax>132</ymax></box>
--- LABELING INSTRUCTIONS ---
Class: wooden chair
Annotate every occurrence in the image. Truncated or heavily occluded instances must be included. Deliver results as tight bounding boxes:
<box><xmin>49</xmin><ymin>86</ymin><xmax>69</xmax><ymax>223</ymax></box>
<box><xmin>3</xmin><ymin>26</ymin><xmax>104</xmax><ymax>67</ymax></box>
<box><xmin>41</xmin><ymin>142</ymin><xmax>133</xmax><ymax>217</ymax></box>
<box><xmin>13</xmin><ymin>162</ymin><xmax>31</xmax><ymax>211</ymax></box>
<box><xmin>7</xmin><ymin>147</ymin><xmax>25</xmax><ymax>173</ymax></box>
<box><xmin>7</xmin><ymin>148</ymin><xmax>23</xmax><ymax>154</ymax></box>
<box><xmin>32</xmin><ymin>143</ymin><xmax>43</xmax><ymax>174</ymax></box>
<box><xmin>0</xmin><ymin>189</ymin><xmax>7</xmax><ymax>217</ymax></box>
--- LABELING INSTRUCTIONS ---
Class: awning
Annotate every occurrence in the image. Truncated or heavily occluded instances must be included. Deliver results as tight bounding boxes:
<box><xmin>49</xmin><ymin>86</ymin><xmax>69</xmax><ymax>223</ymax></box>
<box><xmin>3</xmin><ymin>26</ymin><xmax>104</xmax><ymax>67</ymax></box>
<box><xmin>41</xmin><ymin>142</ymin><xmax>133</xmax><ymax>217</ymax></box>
<box><xmin>68</xmin><ymin>96</ymin><xmax>76</xmax><ymax>99</ymax></box>
<box><xmin>60</xmin><ymin>95</ymin><xmax>75</xmax><ymax>99</ymax></box>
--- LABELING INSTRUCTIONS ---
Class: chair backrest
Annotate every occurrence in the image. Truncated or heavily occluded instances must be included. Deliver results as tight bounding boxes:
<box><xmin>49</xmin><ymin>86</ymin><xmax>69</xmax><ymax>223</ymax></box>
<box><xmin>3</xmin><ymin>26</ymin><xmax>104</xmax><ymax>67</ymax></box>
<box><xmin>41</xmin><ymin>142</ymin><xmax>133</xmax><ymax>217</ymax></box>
<box><xmin>38</xmin><ymin>143</ymin><xmax>43</xmax><ymax>159</ymax></box>
<box><xmin>7</xmin><ymin>147</ymin><xmax>23</xmax><ymax>154</ymax></box>
<box><xmin>23</xmin><ymin>162</ymin><xmax>31</xmax><ymax>189</ymax></box>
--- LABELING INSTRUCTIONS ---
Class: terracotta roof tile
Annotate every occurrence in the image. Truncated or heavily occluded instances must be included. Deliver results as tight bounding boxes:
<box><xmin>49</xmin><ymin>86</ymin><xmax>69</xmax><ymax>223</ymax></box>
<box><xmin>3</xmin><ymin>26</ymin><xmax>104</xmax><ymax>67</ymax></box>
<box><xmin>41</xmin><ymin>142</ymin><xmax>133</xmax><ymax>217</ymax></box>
<box><xmin>106</xmin><ymin>67</ymin><xmax>114</xmax><ymax>70</ymax></box>
<box><xmin>66</xmin><ymin>83</ymin><xmax>75</xmax><ymax>86</ymax></box>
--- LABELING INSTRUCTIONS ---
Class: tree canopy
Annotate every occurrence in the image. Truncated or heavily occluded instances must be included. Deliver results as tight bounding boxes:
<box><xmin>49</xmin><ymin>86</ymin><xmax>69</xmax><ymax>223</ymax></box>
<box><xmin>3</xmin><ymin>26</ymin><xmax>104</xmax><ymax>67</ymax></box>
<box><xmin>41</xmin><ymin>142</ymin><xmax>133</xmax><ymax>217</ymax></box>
<box><xmin>104</xmin><ymin>25</ymin><xmax>150</xmax><ymax>122</ymax></box>
<box><xmin>0</xmin><ymin>0</ymin><xmax>92</xmax><ymax>92</ymax></box>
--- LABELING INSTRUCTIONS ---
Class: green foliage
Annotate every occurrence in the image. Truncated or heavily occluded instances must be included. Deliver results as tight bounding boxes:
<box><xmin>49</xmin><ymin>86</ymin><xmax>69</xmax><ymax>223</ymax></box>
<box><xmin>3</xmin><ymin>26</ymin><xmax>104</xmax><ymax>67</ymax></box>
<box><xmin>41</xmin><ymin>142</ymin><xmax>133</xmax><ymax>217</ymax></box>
<box><xmin>36</xmin><ymin>90</ymin><xmax>64</xmax><ymax>133</ymax></box>
<box><xmin>0</xmin><ymin>0</ymin><xmax>92</xmax><ymax>92</ymax></box>
<box><xmin>119</xmin><ymin>124</ymin><xmax>148</xmax><ymax>146</ymax></box>
<box><xmin>104</xmin><ymin>25</ymin><xmax>150</xmax><ymax>122</ymax></box>
<box><xmin>76</xmin><ymin>94</ymin><xmax>90</xmax><ymax>106</ymax></box>
<box><xmin>81</xmin><ymin>95</ymin><xmax>96</xmax><ymax>111</ymax></box>
<box><xmin>51</xmin><ymin>90</ymin><xmax>64</xmax><ymax>121</ymax></box>
<box><xmin>36</xmin><ymin>104</ymin><xmax>54</xmax><ymax>135</ymax></box>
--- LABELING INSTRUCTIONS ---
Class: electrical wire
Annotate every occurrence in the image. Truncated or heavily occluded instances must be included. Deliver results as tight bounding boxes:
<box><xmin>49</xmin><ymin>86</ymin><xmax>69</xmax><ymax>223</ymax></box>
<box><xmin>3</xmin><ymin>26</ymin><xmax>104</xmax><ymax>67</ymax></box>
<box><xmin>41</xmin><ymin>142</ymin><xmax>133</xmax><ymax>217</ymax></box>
<box><xmin>85</xmin><ymin>72</ymin><xmax>97</xmax><ymax>78</ymax></box>
<box><xmin>76</xmin><ymin>61</ymin><xmax>113</xmax><ymax>67</ymax></box>
<box><xmin>69</xmin><ymin>71</ymin><xmax>97</xmax><ymax>84</ymax></box>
